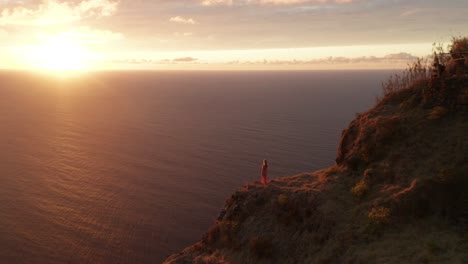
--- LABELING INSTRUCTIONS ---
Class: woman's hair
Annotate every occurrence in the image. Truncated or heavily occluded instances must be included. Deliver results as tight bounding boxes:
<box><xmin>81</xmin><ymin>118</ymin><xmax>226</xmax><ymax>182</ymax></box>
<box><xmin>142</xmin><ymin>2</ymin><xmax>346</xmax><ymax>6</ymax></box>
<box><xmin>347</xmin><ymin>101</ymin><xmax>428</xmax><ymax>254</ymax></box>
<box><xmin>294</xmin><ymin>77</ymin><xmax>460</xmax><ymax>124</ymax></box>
<box><xmin>263</xmin><ymin>159</ymin><xmax>268</xmax><ymax>166</ymax></box>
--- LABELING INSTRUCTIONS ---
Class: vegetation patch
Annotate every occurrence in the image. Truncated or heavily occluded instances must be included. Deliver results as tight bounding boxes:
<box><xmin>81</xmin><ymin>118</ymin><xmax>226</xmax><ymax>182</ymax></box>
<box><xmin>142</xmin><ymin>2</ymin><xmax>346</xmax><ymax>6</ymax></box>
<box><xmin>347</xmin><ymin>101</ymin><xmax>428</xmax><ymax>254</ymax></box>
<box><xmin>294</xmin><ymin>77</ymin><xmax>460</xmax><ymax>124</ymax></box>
<box><xmin>368</xmin><ymin>206</ymin><xmax>391</xmax><ymax>225</ymax></box>
<box><xmin>351</xmin><ymin>179</ymin><xmax>369</xmax><ymax>199</ymax></box>
<box><xmin>218</xmin><ymin>221</ymin><xmax>239</xmax><ymax>245</ymax></box>
<box><xmin>203</xmin><ymin>220</ymin><xmax>240</xmax><ymax>246</ymax></box>
<box><xmin>277</xmin><ymin>194</ymin><xmax>288</xmax><ymax>207</ymax></box>
<box><xmin>379</xmin><ymin>57</ymin><xmax>430</xmax><ymax>105</ymax></box>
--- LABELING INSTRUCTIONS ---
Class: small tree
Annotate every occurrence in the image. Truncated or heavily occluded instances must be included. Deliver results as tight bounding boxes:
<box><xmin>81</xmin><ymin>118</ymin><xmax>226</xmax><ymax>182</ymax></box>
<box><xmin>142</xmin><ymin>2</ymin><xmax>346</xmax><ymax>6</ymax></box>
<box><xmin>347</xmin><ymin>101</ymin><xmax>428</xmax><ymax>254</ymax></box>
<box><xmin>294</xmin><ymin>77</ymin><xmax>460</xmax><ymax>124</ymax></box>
<box><xmin>433</xmin><ymin>37</ymin><xmax>468</xmax><ymax>77</ymax></box>
<box><xmin>449</xmin><ymin>36</ymin><xmax>468</xmax><ymax>55</ymax></box>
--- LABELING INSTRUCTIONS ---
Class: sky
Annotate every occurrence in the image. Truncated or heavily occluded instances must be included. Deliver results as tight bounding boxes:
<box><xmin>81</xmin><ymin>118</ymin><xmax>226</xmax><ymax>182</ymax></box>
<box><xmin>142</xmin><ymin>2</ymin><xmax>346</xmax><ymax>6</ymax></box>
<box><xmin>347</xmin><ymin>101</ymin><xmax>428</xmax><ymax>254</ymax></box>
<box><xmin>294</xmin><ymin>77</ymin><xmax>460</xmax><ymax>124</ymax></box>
<box><xmin>0</xmin><ymin>0</ymin><xmax>467</xmax><ymax>71</ymax></box>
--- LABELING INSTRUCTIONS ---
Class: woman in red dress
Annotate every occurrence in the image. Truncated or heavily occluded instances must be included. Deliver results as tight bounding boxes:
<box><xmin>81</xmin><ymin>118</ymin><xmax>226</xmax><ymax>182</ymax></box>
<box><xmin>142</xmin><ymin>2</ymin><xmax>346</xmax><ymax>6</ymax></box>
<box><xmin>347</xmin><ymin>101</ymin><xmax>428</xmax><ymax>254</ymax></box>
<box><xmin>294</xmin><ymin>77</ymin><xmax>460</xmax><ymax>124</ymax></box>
<box><xmin>261</xmin><ymin>159</ymin><xmax>268</xmax><ymax>185</ymax></box>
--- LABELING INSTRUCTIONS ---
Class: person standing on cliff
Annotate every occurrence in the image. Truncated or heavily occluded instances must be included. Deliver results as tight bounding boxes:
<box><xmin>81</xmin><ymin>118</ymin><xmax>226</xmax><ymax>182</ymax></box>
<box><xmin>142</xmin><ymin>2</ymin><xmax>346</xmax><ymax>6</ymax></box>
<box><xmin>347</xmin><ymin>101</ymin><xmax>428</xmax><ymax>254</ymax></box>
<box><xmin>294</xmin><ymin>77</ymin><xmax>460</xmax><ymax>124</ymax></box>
<box><xmin>261</xmin><ymin>159</ymin><xmax>268</xmax><ymax>185</ymax></box>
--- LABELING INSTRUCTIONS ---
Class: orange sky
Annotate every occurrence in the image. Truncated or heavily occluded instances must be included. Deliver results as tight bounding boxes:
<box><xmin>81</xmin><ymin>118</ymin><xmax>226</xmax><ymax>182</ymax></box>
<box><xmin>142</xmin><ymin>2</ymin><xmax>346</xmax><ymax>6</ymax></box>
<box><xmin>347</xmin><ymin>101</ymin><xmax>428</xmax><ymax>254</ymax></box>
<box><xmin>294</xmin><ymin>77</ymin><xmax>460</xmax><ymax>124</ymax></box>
<box><xmin>0</xmin><ymin>0</ymin><xmax>467</xmax><ymax>71</ymax></box>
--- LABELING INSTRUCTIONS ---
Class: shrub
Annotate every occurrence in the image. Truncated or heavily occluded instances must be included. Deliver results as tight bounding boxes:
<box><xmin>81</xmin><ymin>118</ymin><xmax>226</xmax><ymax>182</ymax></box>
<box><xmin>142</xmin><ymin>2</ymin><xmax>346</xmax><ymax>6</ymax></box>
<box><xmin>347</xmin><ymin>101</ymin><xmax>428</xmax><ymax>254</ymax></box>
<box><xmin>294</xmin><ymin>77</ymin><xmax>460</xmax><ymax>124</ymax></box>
<box><xmin>432</xmin><ymin>42</ymin><xmax>452</xmax><ymax>66</ymax></box>
<box><xmin>380</xmin><ymin>36</ymin><xmax>467</xmax><ymax>105</ymax></box>
<box><xmin>203</xmin><ymin>220</ymin><xmax>240</xmax><ymax>246</ymax></box>
<box><xmin>351</xmin><ymin>179</ymin><xmax>369</xmax><ymax>199</ymax></box>
<box><xmin>216</xmin><ymin>221</ymin><xmax>239</xmax><ymax>245</ymax></box>
<box><xmin>368</xmin><ymin>206</ymin><xmax>390</xmax><ymax>224</ymax></box>
<box><xmin>381</xmin><ymin>58</ymin><xmax>430</xmax><ymax>96</ymax></box>
<box><xmin>433</xmin><ymin>37</ymin><xmax>468</xmax><ymax>76</ymax></box>
<box><xmin>249</xmin><ymin>236</ymin><xmax>274</xmax><ymax>258</ymax></box>
<box><xmin>277</xmin><ymin>194</ymin><xmax>288</xmax><ymax>207</ymax></box>
<box><xmin>449</xmin><ymin>36</ymin><xmax>468</xmax><ymax>55</ymax></box>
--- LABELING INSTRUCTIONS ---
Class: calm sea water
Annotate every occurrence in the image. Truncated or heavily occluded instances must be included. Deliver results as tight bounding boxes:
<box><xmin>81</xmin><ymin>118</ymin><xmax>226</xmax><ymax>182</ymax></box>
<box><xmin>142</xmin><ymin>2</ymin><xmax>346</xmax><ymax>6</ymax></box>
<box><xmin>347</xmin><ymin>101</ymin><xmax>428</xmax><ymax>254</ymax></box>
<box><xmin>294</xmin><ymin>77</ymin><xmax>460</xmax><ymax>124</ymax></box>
<box><xmin>0</xmin><ymin>70</ymin><xmax>391</xmax><ymax>263</ymax></box>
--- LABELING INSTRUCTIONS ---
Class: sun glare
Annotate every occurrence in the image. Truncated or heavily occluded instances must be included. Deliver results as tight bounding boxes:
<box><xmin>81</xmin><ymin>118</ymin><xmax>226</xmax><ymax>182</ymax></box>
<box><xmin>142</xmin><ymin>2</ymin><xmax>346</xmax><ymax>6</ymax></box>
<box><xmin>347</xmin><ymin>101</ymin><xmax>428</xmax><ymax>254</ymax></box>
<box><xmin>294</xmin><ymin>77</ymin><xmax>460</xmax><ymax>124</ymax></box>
<box><xmin>25</xmin><ymin>36</ymin><xmax>95</xmax><ymax>73</ymax></box>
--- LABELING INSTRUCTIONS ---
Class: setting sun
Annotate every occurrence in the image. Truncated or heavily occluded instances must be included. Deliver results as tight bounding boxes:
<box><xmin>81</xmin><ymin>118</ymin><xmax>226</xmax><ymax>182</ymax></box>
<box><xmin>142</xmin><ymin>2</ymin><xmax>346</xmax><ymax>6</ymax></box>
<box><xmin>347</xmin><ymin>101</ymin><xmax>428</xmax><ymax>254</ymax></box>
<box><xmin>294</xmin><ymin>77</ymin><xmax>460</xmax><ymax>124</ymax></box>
<box><xmin>23</xmin><ymin>36</ymin><xmax>95</xmax><ymax>72</ymax></box>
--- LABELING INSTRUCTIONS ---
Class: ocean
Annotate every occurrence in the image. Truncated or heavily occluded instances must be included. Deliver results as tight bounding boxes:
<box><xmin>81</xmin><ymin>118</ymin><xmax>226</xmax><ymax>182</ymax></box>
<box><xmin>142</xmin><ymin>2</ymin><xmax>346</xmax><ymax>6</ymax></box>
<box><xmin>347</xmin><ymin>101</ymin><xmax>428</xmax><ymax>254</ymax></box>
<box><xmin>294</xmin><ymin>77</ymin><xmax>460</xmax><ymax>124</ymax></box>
<box><xmin>0</xmin><ymin>70</ymin><xmax>392</xmax><ymax>263</ymax></box>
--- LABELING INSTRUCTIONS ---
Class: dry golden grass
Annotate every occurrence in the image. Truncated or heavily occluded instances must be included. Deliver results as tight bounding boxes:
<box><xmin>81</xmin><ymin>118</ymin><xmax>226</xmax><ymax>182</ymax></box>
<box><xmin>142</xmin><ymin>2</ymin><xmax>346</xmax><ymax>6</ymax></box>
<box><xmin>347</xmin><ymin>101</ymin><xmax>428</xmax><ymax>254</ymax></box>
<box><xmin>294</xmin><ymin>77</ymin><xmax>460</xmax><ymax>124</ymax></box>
<box><xmin>351</xmin><ymin>179</ymin><xmax>369</xmax><ymax>199</ymax></box>
<box><xmin>368</xmin><ymin>206</ymin><xmax>391</xmax><ymax>224</ymax></box>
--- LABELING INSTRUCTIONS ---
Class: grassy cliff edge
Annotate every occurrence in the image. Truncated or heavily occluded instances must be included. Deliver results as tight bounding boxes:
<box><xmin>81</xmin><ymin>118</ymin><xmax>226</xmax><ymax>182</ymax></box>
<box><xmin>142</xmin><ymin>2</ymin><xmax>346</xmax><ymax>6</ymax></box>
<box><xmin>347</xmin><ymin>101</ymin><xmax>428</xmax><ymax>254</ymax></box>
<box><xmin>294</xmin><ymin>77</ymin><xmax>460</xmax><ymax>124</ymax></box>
<box><xmin>164</xmin><ymin>40</ymin><xmax>468</xmax><ymax>264</ymax></box>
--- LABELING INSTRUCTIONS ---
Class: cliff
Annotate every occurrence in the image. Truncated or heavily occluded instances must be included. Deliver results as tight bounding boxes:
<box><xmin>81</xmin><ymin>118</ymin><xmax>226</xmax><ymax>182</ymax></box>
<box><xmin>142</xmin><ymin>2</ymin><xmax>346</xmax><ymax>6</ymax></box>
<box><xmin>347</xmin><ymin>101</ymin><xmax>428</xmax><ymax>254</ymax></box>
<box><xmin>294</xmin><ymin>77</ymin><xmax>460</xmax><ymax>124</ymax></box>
<box><xmin>164</xmin><ymin>74</ymin><xmax>468</xmax><ymax>263</ymax></box>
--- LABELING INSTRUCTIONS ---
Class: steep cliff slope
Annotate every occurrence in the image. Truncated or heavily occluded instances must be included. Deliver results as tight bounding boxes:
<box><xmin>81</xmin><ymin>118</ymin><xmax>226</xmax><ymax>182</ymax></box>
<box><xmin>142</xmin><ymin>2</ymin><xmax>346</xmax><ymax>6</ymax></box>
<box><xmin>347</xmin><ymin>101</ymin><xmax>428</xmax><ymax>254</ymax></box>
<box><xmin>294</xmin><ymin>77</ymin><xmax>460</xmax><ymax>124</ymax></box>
<box><xmin>164</xmin><ymin>76</ymin><xmax>468</xmax><ymax>264</ymax></box>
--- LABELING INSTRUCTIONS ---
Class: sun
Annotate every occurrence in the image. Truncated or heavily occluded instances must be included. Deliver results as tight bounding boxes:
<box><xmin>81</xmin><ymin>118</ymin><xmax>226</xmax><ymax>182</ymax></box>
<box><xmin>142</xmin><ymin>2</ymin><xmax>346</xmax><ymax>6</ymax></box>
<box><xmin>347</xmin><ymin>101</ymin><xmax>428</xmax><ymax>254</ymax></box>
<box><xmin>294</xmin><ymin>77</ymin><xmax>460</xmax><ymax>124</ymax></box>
<box><xmin>25</xmin><ymin>36</ymin><xmax>96</xmax><ymax>72</ymax></box>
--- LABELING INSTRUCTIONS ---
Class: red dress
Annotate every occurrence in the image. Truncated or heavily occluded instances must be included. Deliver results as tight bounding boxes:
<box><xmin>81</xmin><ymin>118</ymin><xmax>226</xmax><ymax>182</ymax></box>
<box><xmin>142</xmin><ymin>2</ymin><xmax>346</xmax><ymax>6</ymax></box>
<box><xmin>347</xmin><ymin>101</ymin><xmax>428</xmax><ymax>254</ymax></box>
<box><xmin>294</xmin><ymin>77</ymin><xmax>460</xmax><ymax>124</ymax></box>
<box><xmin>261</xmin><ymin>164</ymin><xmax>268</xmax><ymax>185</ymax></box>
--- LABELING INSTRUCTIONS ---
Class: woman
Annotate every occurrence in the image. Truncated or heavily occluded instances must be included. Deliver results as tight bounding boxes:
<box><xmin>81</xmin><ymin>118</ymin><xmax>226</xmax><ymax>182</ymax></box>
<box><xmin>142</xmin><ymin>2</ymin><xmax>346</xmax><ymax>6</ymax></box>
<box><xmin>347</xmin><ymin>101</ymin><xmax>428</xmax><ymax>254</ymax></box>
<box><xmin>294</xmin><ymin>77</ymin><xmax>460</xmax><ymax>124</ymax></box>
<box><xmin>261</xmin><ymin>159</ymin><xmax>268</xmax><ymax>185</ymax></box>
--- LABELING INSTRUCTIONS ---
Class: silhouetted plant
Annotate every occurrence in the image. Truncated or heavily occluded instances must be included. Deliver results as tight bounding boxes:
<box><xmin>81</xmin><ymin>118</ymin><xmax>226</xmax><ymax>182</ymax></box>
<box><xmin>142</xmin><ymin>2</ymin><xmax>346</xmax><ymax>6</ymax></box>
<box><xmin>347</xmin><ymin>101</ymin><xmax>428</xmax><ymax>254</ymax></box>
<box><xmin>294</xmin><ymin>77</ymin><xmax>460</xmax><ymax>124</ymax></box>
<box><xmin>432</xmin><ymin>42</ymin><xmax>451</xmax><ymax>66</ymax></box>
<box><xmin>381</xmin><ymin>58</ymin><xmax>430</xmax><ymax>96</ymax></box>
<box><xmin>380</xmin><ymin>36</ymin><xmax>468</xmax><ymax>107</ymax></box>
<box><xmin>447</xmin><ymin>36</ymin><xmax>468</xmax><ymax>76</ymax></box>
<box><xmin>449</xmin><ymin>36</ymin><xmax>468</xmax><ymax>55</ymax></box>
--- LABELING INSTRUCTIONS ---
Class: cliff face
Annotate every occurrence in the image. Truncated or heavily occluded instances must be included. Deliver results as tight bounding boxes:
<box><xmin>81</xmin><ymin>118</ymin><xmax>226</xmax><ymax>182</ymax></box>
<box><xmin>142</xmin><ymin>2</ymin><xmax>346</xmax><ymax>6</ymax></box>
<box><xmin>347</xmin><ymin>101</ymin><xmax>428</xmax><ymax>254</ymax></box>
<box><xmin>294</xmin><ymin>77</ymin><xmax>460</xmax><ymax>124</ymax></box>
<box><xmin>164</xmin><ymin>77</ymin><xmax>468</xmax><ymax>264</ymax></box>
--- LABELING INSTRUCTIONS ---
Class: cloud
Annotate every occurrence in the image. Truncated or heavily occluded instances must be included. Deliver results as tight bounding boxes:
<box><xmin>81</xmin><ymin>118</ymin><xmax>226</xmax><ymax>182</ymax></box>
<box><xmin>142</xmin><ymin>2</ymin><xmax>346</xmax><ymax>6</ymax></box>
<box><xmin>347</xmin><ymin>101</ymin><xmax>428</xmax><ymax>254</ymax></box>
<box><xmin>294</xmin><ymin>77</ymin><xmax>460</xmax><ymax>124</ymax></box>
<box><xmin>76</xmin><ymin>0</ymin><xmax>118</xmax><ymax>17</ymax></box>
<box><xmin>42</xmin><ymin>26</ymin><xmax>124</xmax><ymax>45</ymax></box>
<box><xmin>201</xmin><ymin>0</ymin><xmax>353</xmax><ymax>6</ymax></box>
<box><xmin>173</xmin><ymin>32</ymin><xmax>193</xmax><ymax>37</ymax></box>
<box><xmin>108</xmin><ymin>52</ymin><xmax>418</xmax><ymax>68</ymax></box>
<box><xmin>226</xmin><ymin>52</ymin><xmax>419</xmax><ymax>65</ymax></box>
<box><xmin>0</xmin><ymin>0</ymin><xmax>118</xmax><ymax>26</ymax></box>
<box><xmin>202</xmin><ymin>0</ymin><xmax>232</xmax><ymax>6</ymax></box>
<box><xmin>383</xmin><ymin>52</ymin><xmax>419</xmax><ymax>61</ymax></box>
<box><xmin>400</xmin><ymin>8</ymin><xmax>421</xmax><ymax>17</ymax></box>
<box><xmin>107</xmin><ymin>57</ymin><xmax>200</xmax><ymax>65</ymax></box>
<box><xmin>173</xmin><ymin>57</ymin><xmax>198</xmax><ymax>62</ymax></box>
<box><xmin>169</xmin><ymin>16</ymin><xmax>197</xmax><ymax>24</ymax></box>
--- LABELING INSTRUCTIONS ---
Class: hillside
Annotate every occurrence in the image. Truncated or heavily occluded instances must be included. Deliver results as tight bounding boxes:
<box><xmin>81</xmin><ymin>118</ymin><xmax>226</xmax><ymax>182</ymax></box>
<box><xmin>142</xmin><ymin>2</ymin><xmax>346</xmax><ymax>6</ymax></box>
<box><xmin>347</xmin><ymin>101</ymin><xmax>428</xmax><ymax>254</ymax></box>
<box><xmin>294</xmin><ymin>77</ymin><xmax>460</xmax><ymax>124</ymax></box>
<box><xmin>164</xmin><ymin>43</ymin><xmax>468</xmax><ymax>263</ymax></box>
